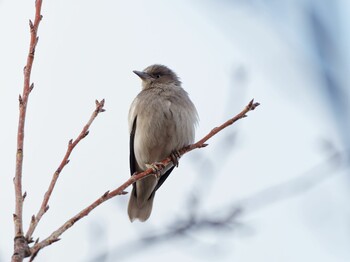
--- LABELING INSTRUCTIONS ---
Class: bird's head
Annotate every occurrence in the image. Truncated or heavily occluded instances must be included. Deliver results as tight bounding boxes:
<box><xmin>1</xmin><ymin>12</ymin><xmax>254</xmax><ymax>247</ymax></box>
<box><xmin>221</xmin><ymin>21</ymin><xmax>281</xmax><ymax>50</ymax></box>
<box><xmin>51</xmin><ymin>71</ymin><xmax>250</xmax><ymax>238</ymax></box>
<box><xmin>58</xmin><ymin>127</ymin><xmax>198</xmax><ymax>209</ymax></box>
<box><xmin>133</xmin><ymin>64</ymin><xmax>181</xmax><ymax>90</ymax></box>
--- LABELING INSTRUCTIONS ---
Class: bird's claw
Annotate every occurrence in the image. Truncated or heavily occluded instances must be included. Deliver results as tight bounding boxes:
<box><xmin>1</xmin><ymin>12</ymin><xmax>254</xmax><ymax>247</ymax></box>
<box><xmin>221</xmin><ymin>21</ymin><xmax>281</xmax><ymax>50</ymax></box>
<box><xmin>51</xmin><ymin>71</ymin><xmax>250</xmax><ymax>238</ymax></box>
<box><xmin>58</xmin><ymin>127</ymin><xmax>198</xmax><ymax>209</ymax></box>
<box><xmin>171</xmin><ymin>150</ymin><xmax>181</xmax><ymax>167</ymax></box>
<box><xmin>145</xmin><ymin>162</ymin><xmax>165</xmax><ymax>179</ymax></box>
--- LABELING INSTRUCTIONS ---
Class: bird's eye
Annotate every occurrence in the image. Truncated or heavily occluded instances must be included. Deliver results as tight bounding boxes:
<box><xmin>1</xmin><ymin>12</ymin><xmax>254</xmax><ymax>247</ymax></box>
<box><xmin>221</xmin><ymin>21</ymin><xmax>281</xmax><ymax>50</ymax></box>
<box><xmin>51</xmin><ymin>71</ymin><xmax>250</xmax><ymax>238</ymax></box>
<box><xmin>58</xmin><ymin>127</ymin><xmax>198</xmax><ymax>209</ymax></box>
<box><xmin>155</xmin><ymin>74</ymin><xmax>161</xmax><ymax>78</ymax></box>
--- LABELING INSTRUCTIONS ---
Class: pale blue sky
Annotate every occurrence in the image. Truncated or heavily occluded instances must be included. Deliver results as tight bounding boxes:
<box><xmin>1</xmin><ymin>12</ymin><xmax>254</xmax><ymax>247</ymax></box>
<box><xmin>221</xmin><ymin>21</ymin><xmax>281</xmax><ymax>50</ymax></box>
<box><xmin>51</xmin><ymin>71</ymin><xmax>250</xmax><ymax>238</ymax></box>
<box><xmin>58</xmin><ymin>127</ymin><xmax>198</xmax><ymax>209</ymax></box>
<box><xmin>0</xmin><ymin>1</ymin><xmax>349</xmax><ymax>261</ymax></box>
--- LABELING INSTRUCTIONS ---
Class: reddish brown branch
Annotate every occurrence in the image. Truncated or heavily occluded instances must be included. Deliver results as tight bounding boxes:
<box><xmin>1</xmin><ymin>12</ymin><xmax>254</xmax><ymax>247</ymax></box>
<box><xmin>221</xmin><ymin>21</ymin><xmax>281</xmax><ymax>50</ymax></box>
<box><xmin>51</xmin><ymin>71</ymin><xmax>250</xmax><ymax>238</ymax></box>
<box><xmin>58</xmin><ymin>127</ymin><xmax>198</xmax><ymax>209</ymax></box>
<box><xmin>29</xmin><ymin>99</ymin><xmax>260</xmax><ymax>257</ymax></box>
<box><xmin>25</xmin><ymin>99</ymin><xmax>105</xmax><ymax>242</ymax></box>
<box><xmin>12</xmin><ymin>1</ymin><xmax>43</xmax><ymax>261</ymax></box>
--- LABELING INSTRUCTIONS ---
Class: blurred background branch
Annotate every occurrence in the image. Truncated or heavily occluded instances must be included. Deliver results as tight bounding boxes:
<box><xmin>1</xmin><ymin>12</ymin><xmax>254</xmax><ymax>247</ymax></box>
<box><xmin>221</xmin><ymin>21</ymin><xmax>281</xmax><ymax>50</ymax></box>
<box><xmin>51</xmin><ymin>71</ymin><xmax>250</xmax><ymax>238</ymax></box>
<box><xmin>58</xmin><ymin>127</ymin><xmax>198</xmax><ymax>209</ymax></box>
<box><xmin>90</xmin><ymin>144</ymin><xmax>347</xmax><ymax>262</ymax></box>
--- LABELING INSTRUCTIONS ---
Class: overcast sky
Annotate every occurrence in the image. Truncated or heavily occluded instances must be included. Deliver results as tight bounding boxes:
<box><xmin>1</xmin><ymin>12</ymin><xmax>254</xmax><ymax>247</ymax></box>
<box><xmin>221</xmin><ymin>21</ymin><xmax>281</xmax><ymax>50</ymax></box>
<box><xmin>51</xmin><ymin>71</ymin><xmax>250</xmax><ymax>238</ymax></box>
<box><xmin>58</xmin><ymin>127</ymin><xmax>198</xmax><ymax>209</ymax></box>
<box><xmin>1</xmin><ymin>1</ymin><xmax>349</xmax><ymax>262</ymax></box>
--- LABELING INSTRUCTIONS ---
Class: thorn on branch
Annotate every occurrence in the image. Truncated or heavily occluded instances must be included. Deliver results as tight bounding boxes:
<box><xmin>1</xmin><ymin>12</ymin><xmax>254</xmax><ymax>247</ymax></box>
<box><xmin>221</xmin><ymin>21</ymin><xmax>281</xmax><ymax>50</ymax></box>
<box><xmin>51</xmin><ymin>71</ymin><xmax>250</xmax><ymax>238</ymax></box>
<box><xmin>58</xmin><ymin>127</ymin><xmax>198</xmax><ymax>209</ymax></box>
<box><xmin>13</xmin><ymin>214</ymin><xmax>18</xmax><ymax>221</ymax></box>
<box><xmin>29</xmin><ymin>83</ymin><xmax>34</xmax><ymax>93</ymax></box>
<box><xmin>102</xmin><ymin>191</ymin><xmax>110</xmax><ymax>198</ymax></box>
<box><xmin>23</xmin><ymin>66</ymin><xmax>27</xmax><ymax>74</ymax></box>
<box><xmin>29</xmin><ymin>252</ymin><xmax>39</xmax><ymax>262</ymax></box>
<box><xmin>31</xmin><ymin>215</ymin><xmax>35</xmax><ymax>223</ymax></box>
<box><xmin>83</xmin><ymin>131</ymin><xmax>90</xmax><ymax>138</ymax></box>
<box><xmin>23</xmin><ymin>192</ymin><xmax>27</xmax><ymax>200</ymax></box>
<box><xmin>35</xmin><ymin>238</ymin><xmax>39</xmax><ymax>244</ymax></box>
<box><xmin>46</xmin><ymin>238</ymin><xmax>61</xmax><ymax>245</ymax></box>
<box><xmin>30</xmin><ymin>47</ymin><xmax>36</xmax><ymax>56</ymax></box>
<box><xmin>40</xmin><ymin>15</ymin><xmax>43</xmax><ymax>21</ymax></box>
<box><xmin>27</xmin><ymin>238</ymin><xmax>34</xmax><ymax>244</ymax></box>
<box><xmin>44</xmin><ymin>206</ymin><xmax>49</xmax><ymax>213</ymax></box>
<box><xmin>19</xmin><ymin>95</ymin><xmax>23</xmax><ymax>105</ymax></box>
<box><xmin>66</xmin><ymin>159</ymin><xmax>70</xmax><ymax>165</ymax></box>
<box><xmin>52</xmin><ymin>238</ymin><xmax>61</xmax><ymax>244</ymax></box>
<box><xmin>120</xmin><ymin>191</ymin><xmax>128</xmax><ymax>195</ymax></box>
<box><xmin>68</xmin><ymin>139</ymin><xmax>73</xmax><ymax>146</ymax></box>
<box><xmin>29</xmin><ymin>19</ymin><xmax>34</xmax><ymax>30</ymax></box>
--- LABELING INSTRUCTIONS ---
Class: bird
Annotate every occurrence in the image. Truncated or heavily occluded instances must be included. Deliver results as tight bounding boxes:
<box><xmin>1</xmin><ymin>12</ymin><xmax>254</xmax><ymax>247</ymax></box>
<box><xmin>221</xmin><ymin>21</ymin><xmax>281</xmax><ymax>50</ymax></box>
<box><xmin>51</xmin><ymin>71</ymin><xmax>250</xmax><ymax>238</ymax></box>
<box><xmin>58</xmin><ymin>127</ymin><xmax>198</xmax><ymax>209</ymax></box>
<box><xmin>128</xmin><ymin>64</ymin><xmax>198</xmax><ymax>222</ymax></box>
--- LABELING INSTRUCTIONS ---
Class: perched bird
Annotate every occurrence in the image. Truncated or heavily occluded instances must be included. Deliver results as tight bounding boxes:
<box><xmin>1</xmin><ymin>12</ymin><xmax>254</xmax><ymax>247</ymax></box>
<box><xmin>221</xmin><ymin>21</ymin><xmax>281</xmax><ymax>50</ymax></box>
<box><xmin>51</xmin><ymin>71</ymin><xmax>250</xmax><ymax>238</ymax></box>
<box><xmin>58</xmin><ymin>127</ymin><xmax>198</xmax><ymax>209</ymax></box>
<box><xmin>128</xmin><ymin>64</ymin><xmax>198</xmax><ymax>222</ymax></box>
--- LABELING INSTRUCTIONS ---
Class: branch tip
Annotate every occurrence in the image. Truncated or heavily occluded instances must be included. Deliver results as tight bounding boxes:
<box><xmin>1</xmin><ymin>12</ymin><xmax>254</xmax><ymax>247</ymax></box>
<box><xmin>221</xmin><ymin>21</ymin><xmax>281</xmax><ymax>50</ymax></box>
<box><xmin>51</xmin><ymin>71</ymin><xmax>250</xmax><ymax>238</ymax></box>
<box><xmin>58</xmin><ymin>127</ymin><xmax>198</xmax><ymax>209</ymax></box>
<box><xmin>95</xmin><ymin>99</ymin><xmax>105</xmax><ymax>113</ymax></box>
<box><xmin>251</xmin><ymin>102</ymin><xmax>260</xmax><ymax>110</ymax></box>
<box><xmin>246</xmin><ymin>99</ymin><xmax>260</xmax><ymax>111</ymax></box>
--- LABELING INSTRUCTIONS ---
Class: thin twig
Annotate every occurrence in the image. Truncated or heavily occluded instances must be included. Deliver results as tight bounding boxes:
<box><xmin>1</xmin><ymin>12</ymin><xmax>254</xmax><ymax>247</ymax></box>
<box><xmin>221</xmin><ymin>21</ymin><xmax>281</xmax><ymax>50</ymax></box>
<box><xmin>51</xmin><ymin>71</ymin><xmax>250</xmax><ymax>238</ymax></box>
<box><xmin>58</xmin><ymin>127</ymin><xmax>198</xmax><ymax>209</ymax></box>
<box><xmin>26</xmin><ymin>100</ymin><xmax>105</xmax><ymax>241</ymax></box>
<box><xmin>29</xmin><ymin>99</ymin><xmax>260</xmax><ymax>257</ymax></box>
<box><xmin>12</xmin><ymin>1</ymin><xmax>43</xmax><ymax>261</ymax></box>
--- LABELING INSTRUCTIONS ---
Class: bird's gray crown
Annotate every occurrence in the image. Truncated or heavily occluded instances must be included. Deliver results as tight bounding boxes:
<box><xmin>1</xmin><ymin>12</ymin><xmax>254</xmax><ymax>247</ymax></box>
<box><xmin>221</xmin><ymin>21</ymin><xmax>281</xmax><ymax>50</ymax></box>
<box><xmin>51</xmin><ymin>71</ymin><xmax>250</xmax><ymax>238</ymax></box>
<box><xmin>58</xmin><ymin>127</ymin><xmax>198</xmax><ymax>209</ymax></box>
<box><xmin>144</xmin><ymin>64</ymin><xmax>178</xmax><ymax>80</ymax></box>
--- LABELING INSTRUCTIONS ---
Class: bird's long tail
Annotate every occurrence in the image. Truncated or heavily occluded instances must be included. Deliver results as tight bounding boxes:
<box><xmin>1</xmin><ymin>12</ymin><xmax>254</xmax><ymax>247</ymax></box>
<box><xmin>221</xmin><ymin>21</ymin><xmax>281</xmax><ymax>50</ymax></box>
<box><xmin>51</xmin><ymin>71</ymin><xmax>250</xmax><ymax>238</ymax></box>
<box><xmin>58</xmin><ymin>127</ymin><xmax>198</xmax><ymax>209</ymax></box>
<box><xmin>128</xmin><ymin>176</ymin><xmax>157</xmax><ymax>222</ymax></box>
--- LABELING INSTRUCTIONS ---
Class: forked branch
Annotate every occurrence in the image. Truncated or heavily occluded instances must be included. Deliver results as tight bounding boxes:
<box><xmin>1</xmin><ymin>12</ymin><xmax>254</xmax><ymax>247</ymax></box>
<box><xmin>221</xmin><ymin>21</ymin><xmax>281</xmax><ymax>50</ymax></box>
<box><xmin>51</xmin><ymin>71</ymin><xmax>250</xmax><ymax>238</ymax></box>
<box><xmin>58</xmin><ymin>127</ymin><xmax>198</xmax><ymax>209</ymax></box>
<box><xmin>25</xmin><ymin>99</ymin><xmax>105</xmax><ymax>242</ymax></box>
<box><xmin>29</xmin><ymin>99</ymin><xmax>260</xmax><ymax>258</ymax></box>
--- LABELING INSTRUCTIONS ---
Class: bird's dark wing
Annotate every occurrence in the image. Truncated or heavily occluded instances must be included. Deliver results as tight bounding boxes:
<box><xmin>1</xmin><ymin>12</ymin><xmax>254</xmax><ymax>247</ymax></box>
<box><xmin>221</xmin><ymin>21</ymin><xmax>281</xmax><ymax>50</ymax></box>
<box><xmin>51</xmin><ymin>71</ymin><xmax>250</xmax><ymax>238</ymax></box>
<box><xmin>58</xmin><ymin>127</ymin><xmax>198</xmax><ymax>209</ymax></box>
<box><xmin>129</xmin><ymin>117</ymin><xmax>137</xmax><ymax>195</ymax></box>
<box><xmin>153</xmin><ymin>166</ymin><xmax>175</xmax><ymax>193</ymax></box>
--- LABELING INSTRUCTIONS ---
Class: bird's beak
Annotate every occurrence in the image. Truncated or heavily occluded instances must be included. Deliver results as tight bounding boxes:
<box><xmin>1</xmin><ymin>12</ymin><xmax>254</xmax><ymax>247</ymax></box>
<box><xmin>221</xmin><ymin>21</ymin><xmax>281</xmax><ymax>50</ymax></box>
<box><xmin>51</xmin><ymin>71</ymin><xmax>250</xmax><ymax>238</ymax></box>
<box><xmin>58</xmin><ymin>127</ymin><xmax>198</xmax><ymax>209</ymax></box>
<box><xmin>133</xmin><ymin>70</ymin><xmax>152</xmax><ymax>80</ymax></box>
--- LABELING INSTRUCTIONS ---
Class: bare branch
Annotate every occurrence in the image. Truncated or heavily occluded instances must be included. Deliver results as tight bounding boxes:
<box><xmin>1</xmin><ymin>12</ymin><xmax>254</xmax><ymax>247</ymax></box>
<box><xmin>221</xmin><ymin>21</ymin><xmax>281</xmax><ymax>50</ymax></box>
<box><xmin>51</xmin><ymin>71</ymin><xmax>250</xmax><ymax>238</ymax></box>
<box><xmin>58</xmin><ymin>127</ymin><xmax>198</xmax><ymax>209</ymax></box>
<box><xmin>25</xmin><ymin>99</ymin><xmax>105</xmax><ymax>241</ymax></box>
<box><xmin>12</xmin><ymin>1</ymin><xmax>43</xmax><ymax>261</ymax></box>
<box><xmin>29</xmin><ymin>99</ymin><xmax>260</xmax><ymax>256</ymax></box>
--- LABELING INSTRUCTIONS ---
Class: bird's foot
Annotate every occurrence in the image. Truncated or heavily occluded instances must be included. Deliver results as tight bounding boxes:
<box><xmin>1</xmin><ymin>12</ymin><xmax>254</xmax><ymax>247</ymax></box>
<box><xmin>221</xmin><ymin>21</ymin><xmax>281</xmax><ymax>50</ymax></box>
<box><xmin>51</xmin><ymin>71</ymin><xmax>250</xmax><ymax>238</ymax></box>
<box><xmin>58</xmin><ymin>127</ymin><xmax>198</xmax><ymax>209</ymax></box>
<box><xmin>145</xmin><ymin>162</ymin><xmax>165</xmax><ymax>179</ymax></box>
<box><xmin>170</xmin><ymin>150</ymin><xmax>181</xmax><ymax>167</ymax></box>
